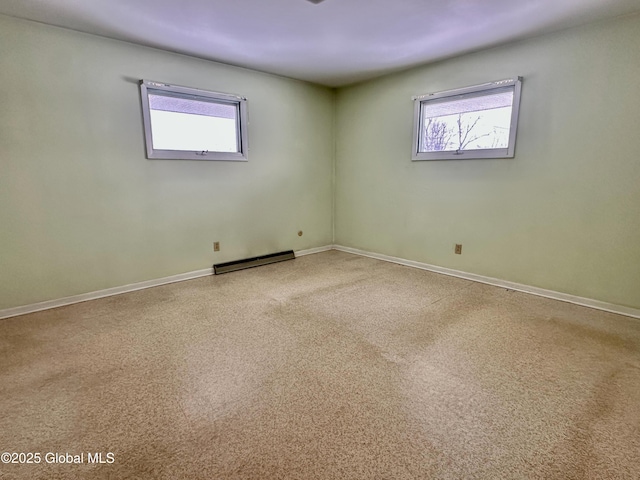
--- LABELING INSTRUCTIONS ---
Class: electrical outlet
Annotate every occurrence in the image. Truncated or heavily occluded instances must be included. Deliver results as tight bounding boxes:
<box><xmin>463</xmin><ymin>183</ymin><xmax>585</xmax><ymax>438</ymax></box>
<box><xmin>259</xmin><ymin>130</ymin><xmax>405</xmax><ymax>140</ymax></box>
<box><xmin>213</xmin><ymin>241</ymin><xmax>220</xmax><ymax>252</ymax></box>
<box><xmin>455</xmin><ymin>244</ymin><xmax>462</xmax><ymax>255</ymax></box>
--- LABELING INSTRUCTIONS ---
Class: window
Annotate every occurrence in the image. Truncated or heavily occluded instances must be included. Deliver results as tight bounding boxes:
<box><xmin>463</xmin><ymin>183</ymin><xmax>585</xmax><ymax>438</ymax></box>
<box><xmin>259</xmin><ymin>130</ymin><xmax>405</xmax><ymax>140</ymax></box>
<box><xmin>412</xmin><ymin>77</ymin><xmax>522</xmax><ymax>161</ymax></box>
<box><xmin>139</xmin><ymin>80</ymin><xmax>248</xmax><ymax>161</ymax></box>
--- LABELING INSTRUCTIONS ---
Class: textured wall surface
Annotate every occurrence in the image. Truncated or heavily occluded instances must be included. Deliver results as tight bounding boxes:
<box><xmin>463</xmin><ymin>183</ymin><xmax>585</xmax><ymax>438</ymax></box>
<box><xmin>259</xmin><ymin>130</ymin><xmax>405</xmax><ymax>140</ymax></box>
<box><xmin>0</xmin><ymin>15</ymin><xmax>335</xmax><ymax>310</ymax></box>
<box><xmin>2</xmin><ymin>13</ymin><xmax>639</xmax><ymax>312</ymax></box>
<box><xmin>335</xmin><ymin>14</ymin><xmax>640</xmax><ymax>309</ymax></box>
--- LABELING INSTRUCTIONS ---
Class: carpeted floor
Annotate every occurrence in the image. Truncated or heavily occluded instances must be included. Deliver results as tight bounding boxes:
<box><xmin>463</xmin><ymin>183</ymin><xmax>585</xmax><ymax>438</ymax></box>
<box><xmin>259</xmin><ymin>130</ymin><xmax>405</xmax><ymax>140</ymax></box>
<box><xmin>1</xmin><ymin>250</ymin><xmax>639</xmax><ymax>479</ymax></box>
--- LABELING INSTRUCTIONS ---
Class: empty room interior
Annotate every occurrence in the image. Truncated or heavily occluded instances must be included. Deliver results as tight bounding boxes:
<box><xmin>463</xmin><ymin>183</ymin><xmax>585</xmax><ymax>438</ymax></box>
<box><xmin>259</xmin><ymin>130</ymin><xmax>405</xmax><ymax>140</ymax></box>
<box><xmin>1</xmin><ymin>0</ymin><xmax>640</xmax><ymax>478</ymax></box>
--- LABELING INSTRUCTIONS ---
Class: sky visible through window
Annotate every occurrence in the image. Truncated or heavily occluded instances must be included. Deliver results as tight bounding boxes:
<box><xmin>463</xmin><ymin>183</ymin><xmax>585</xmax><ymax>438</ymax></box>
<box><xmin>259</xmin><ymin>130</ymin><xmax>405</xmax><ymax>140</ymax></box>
<box><xmin>148</xmin><ymin>94</ymin><xmax>238</xmax><ymax>153</ymax></box>
<box><xmin>420</xmin><ymin>90</ymin><xmax>513</xmax><ymax>152</ymax></box>
<box><xmin>149</xmin><ymin>111</ymin><xmax>237</xmax><ymax>152</ymax></box>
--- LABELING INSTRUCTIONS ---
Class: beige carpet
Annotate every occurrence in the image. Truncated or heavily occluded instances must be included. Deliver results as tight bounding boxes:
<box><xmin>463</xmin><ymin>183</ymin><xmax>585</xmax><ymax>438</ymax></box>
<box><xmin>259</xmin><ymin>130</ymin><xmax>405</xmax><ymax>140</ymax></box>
<box><xmin>1</xmin><ymin>250</ymin><xmax>639</xmax><ymax>479</ymax></box>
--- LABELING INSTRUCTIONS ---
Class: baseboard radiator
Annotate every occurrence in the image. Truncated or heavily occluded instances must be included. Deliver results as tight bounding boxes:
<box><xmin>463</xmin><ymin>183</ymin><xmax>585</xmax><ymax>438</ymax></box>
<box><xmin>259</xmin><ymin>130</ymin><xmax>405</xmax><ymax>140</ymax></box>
<box><xmin>213</xmin><ymin>250</ymin><xmax>295</xmax><ymax>275</ymax></box>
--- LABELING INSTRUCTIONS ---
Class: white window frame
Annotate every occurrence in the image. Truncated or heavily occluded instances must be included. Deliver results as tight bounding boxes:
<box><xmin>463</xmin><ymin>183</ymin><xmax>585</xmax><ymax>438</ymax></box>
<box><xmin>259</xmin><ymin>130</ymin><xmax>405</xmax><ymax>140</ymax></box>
<box><xmin>139</xmin><ymin>80</ymin><xmax>248</xmax><ymax>161</ymax></box>
<box><xmin>412</xmin><ymin>77</ymin><xmax>522</xmax><ymax>161</ymax></box>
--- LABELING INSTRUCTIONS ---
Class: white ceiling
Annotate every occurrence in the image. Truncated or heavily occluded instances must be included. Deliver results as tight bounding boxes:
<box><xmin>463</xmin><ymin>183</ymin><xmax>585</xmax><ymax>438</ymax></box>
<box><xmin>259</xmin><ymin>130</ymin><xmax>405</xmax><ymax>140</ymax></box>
<box><xmin>2</xmin><ymin>0</ymin><xmax>640</xmax><ymax>86</ymax></box>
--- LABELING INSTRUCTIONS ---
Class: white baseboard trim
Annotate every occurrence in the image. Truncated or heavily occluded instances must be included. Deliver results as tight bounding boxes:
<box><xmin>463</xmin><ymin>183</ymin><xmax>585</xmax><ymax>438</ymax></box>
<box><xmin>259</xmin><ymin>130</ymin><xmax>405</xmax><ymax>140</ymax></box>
<box><xmin>3</xmin><ymin>244</ymin><xmax>637</xmax><ymax>321</ymax></box>
<box><xmin>295</xmin><ymin>245</ymin><xmax>334</xmax><ymax>257</ymax></box>
<box><xmin>334</xmin><ymin>245</ymin><xmax>640</xmax><ymax>320</ymax></box>
<box><xmin>0</xmin><ymin>245</ymin><xmax>336</xmax><ymax>320</ymax></box>
<box><xmin>0</xmin><ymin>268</ymin><xmax>213</xmax><ymax>320</ymax></box>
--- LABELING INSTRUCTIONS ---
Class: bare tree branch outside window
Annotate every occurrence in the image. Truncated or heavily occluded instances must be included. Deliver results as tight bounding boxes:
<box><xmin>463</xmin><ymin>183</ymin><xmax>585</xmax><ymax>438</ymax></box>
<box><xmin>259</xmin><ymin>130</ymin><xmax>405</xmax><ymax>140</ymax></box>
<box><xmin>455</xmin><ymin>114</ymin><xmax>491</xmax><ymax>151</ymax></box>
<box><xmin>423</xmin><ymin>118</ymin><xmax>452</xmax><ymax>151</ymax></box>
<box><xmin>413</xmin><ymin>77</ymin><xmax>521</xmax><ymax>160</ymax></box>
<box><xmin>423</xmin><ymin>114</ymin><xmax>499</xmax><ymax>152</ymax></box>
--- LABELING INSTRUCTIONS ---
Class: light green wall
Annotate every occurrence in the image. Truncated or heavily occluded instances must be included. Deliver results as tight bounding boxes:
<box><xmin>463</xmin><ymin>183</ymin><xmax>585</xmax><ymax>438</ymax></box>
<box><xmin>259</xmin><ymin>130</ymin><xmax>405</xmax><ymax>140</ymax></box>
<box><xmin>0</xmin><ymin>15</ymin><xmax>334</xmax><ymax>310</ymax></box>
<box><xmin>2</xmin><ymin>13</ymin><xmax>639</xmax><ymax>313</ymax></box>
<box><xmin>335</xmin><ymin>14</ymin><xmax>640</xmax><ymax>309</ymax></box>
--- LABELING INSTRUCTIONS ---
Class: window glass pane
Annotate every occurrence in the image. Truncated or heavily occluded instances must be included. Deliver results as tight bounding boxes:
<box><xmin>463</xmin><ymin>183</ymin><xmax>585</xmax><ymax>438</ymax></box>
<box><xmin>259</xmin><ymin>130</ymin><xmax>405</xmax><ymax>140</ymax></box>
<box><xmin>148</xmin><ymin>94</ymin><xmax>237</xmax><ymax>119</ymax></box>
<box><xmin>148</xmin><ymin>93</ymin><xmax>238</xmax><ymax>153</ymax></box>
<box><xmin>420</xmin><ymin>88</ymin><xmax>514</xmax><ymax>152</ymax></box>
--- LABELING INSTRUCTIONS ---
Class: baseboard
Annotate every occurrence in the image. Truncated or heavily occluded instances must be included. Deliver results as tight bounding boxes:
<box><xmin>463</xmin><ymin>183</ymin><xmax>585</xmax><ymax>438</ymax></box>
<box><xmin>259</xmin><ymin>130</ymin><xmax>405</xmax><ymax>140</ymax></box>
<box><xmin>294</xmin><ymin>245</ymin><xmax>334</xmax><ymax>257</ymax></box>
<box><xmin>0</xmin><ymin>268</ymin><xmax>213</xmax><ymax>320</ymax></box>
<box><xmin>333</xmin><ymin>245</ymin><xmax>640</xmax><ymax>320</ymax></box>
<box><xmin>3</xmin><ymin>244</ymin><xmax>637</xmax><ymax>321</ymax></box>
<box><xmin>0</xmin><ymin>245</ymin><xmax>336</xmax><ymax>320</ymax></box>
